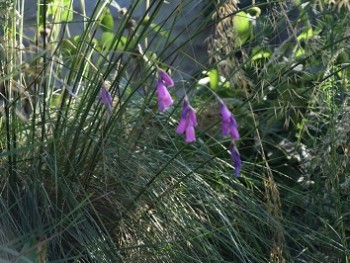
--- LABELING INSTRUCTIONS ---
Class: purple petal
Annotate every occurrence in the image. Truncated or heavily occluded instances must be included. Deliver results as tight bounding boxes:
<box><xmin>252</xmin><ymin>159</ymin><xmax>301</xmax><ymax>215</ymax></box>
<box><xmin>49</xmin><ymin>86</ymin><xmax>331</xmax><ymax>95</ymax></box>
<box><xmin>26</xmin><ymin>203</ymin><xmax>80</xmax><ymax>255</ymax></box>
<box><xmin>157</xmin><ymin>80</ymin><xmax>173</xmax><ymax>111</ymax></box>
<box><xmin>230</xmin><ymin>115</ymin><xmax>237</xmax><ymax>127</ymax></box>
<box><xmin>229</xmin><ymin>117</ymin><xmax>240</xmax><ymax>139</ymax></box>
<box><xmin>176</xmin><ymin>117</ymin><xmax>187</xmax><ymax>134</ymax></box>
<box><xmin>230</xmin><ymin>146</ymin><xmax>241</xmax><ymax>177</ymax></box>
<box><xmin>221</xmin><ymin>105</ymin><xmax>240</xmax><ymax>139</ymax></box>
<box><xmin>220</xmin><ymin>103</ymin><xmax>232</xmax><ymax>121</ymax></box>
<box><xmin>157</xmin><ymin>80</ymin><xmax>168</xmax><ymax>98</ymax></box>
<box><xmin>181</xmin><ymin>99</ymin><xmax>189</xmax><ymax>117</ymax></box>
<box><xmin>221</xmin><ymin>121</ymin><xmax>230</xmax><ymax>136</ymax></box>
<box><xmin>158</xmin><ymin>94</ymin><xmax>174</xmax><ymax>112</ymax></box>
<box><xmin>188</xmin><ymin>107</ymin><xmax>198</xmax><ymax>126</ymax></box>
<box><xmin>185</xmin><ymin>125</ymin><xmax>196</xmax><ymax>143</ymax></box>
<box><xmin>100</xmin><ymin>85</ymin><xmax>113</xmax><ymax>112</ymax></box>
<box><xmin>159</xmin><ymin>69</ymin><xmax>174</xmax><ymax>87</ymax></box>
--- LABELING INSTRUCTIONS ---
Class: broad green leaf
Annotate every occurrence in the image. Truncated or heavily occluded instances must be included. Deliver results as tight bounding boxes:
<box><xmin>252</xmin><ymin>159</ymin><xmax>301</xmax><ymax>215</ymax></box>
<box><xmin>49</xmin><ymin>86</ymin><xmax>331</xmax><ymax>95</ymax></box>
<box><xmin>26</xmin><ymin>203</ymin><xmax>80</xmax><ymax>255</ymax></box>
<box><xmin>45</xmin><ymin>0</ymin><xmax>74</xmax><ymax>23</ymax></box>
<box><xmin>233</xmin><ymin>11</ymin><xmax>251</xmax><ymax>46</ymax></box>
<box><xmin>149</xmin><ymin>23</ymin><xmax>170</xmax><ymax>38</ymax></box>
<box><xmin>247</xmin><ymin>7</ymin><xmax>261</xmax><ymax>17</ymax></box>
<box><xmin>99</xmin><ymin>33</ymin><xmax>127</xmax><ymax>50</ymax></box>
<box><xmin>99</xmin><ymin>32</ymin><xmax>115</xmax><ymax>50</ymax></box>
<box><xmin>209</xmin><ymin>68</ymin><xmax>219</xmax><ymax>90</ymax></box>
<box><xmin>297</xmin><ymin>27</ymin><xmax>314</xmax><ymax>41</ymax></box>
<box><xmin>100</xmin><ymin>8</ymin><xmax>114</xmax><ymax>32</ymax></box>
<box><xmin>139</xmin><ymin>17</ymin><xmax>169</xmax><ymax>38</ymax></box>
<box><xmin>61</xmin><ymin>1</ymin><xmax>73</xmax><ymax>22</ymax></box>
<box><xmin>251</xmin><ymin>46</ymin><xmax>271</xmax><ymax>61</ymax></box>
<box><xmin>295</xmin><ymin>47</ymin><xmax>305</xmax><ymax>57</ymax></box>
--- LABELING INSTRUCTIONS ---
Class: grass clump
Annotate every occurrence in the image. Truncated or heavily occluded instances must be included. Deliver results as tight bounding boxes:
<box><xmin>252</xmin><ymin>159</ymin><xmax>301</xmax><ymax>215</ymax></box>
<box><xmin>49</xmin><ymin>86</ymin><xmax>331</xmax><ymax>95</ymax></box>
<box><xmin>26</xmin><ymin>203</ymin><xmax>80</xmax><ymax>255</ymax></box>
<box><xmin>0</xmin><ymin>0</ymin><xmax>349</xmax><ymax>262</ymax></box>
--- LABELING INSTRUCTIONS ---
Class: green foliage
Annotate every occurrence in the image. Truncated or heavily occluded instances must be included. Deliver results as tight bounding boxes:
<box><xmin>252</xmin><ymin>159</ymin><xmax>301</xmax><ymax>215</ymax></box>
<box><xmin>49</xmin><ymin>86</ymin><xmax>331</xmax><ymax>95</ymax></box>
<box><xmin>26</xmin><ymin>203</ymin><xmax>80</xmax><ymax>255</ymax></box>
<box><xmin>208</xmin><ymin>68</ymin><xmax>219</xmax><ymax>90</ymax></box>
<box><xmin>232</xmin><ymin>11</ymin><xmax>251</xmax><ymax>47</ymax></box>
<box><xmin>0</xmin><ymin>0</ymin><xmax>350</xmax><ymax>262</ymax></box>
<box><xmin>100</xmin><ymin>8</ymin><xmax>114</xmax><ymax>32</ymax></box>
<box><xmin>38</xmin><ymin>0</ymin><xmax>73</xmax><ymax>30</ymax></box>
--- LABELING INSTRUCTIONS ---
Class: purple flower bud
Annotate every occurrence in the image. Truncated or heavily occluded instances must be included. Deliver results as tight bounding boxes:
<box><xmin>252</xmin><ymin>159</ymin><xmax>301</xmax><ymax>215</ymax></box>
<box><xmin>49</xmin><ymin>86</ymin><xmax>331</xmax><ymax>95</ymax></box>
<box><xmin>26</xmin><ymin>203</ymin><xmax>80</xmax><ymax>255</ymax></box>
<box><xmin>220</xmin><ymin>103</ymin><xmax>240</xmax><ymax>140</ymax></box>
<box><xmin>176</xmin><ymin>117</ymin><xmax>187</xmax><ymax>134</ymax></box>
<box><xmin>188</xmin><ymin>107</ymin><xmax>198</xmax><ymax>126</ymax></box>
<box><xmin>185</xmin><ymin>125</ymin><xmax>196</xmax><ymax>143</ymax></box>
<box><xmin>157</xmin><ymin>79</ymin><xmax>174</xmax><ymax>112</ymax></box>
<box><xmin>230</xmin><ymin>146</ymin><xmax>241</xmax><ymax>177</ymax></box>
<box><xmin>221</xmin><ymin>121</ymin><xmax>230</xmax><ymax>136</ymax></box>
<box><xmin>229</xmin><ymin>116</ymin><xmax>239</xmax><ymax>139</ymax></box>
<box><xmin>176</xmin><ymin>99</ymin><xmax>198</xmax><ymax>143</ymax></box>
<box><xmin>158</xmin><ymin>69</ymin><xmax>174</xmax><ymax>87</ymax></box>
<box><xmin>220</xmin><ymin>103</ymin><xmax>232</xmax><ymax>121</ymax></box>
<box><xmin>100</xmin><ymin>85</ymin><xmax>113</xmax><ymax>113</ymax></box>
<box><xmin>180</xmin><ymin>99</ymin><xmax>189</xmax><ymax>116</ymax></box>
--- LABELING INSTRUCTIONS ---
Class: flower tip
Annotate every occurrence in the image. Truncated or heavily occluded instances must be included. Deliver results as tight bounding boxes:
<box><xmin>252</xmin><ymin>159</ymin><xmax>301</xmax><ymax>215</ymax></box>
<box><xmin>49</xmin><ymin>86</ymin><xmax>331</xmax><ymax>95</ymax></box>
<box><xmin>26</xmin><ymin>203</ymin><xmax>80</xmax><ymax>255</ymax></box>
<box><xmin>100</xmin><ymin>85</ymin><xmax>113</xmax><ymax>112</ymax></box>
<box><xmin>158</xmin><ymin>97</ymin><xmax>173</xmax><ymax>112</ymax></box>
<box><xmin>220</xmin><ymin>103</ymin><xmax>240</xmax><ymax>140</ymax></box>
<box><xmin>159</xmin><ymin>69</ymin><xmax>174</xmax><ymax>87</ymax></box>
<box><xmin>177</xmin><ymin>100</ymin><xmax>197</xmax><ymax>143</ymax></box>
<box><xmin>220</xmin><ymin>103</ymin><xmax>232</xmax><ymax>121</ymax></box>
<box><xmin>185</xmin><ymin>126</ymin><xmax>196</xmax><ymax>143</ymax></box>
<box><xmin>229</xmin><ymin>120</ymin><xmax>240</xmax><ymax>139</ymax></box>
<box><xmin>188</xmin><ymin>107</ymin><xmax>198</xmax><ymax>126</ymax></box>
<box><xmin>176</xmin><ymin>118</ymin><xmax>187</xmax><ymax>134</ymax></box>
<box><xmin>157</xmin><ymin>80</ymin><xmax>174</xmax><ymax>111</ymax></box>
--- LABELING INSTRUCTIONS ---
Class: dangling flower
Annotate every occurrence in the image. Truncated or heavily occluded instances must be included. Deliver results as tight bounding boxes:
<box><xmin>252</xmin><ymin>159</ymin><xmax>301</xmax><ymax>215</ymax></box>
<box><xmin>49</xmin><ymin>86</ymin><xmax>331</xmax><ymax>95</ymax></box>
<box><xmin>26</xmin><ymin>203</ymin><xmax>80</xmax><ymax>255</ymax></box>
<box><xmin>157</xmin><ymin>79</ymin><xmax>173</xmax><ymax>112</ymax></box>
<box><xmin>176</xmin><ymin>98</ymin><xmax>198</xmax><ymax>143</ymax></box>
<box><xmin>220</xmin><ymin>102</ymin><xmax>241</xmax><ymax>176</ymax></box>
<box><xmin>229</xmin><ymin>145</ymin><xmax>241</xmax><ymax>177</ymax></box>
<box><xmin>156</xmin><ymin>69</ymin><xmax>174</xmax><ymax>111</ymax></box>
<box><xmin>158</xmin><ymin>69</ymin><xmax>174</xmax><ymax>87</ymax></box>
<box><xmin>100</xmin><ymin>84</ymin><xmax>113</xmax><ymax>114</ymax></box>
<box><xmin>220</xmin><ymin>103</ymin><xmax>240</xmax><ymax>139</ymax></box>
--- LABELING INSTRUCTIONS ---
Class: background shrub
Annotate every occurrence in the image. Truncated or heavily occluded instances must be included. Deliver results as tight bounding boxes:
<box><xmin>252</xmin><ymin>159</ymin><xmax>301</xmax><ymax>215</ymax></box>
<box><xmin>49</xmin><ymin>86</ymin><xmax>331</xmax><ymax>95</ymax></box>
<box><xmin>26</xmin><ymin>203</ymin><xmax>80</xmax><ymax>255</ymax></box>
<box><xmin>0</xmin><ymin>0</ymin><xmax>349</xmax><ymax>262</ymax></box>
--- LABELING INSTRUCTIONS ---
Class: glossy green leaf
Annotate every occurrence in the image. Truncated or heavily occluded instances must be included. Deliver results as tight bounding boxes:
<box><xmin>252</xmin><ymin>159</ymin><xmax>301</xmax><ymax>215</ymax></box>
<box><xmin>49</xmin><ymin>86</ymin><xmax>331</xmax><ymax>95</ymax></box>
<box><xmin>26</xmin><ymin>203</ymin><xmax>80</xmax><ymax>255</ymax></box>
<box><xmin>99</xmin><ymin>33</ymin><xmax>127</xmax><ymax>51</ymax></box>
<box><xmin>297</xmin><ymin>27</ymin><xmax>314</xmax><ymax>41</ymax></box>
<box><xmin>247</xmin><ymin>7</ymin><xmax>261</xmax><ymax>17</ymax></box>
<box><xmin>61</xmin><ymin>8</ymin><xmax>73</xmax><ymax>22</ymax></box>
<box><xmin>233</xmin><ymin>11</ymin><xmax>251</xmax><ymax>46</ymax></box>
<box><xmin>209</xmin><ymin>68</ymin><xmax>219</xmax><ymax>90</ymax></box>
<box><xmin>47</xmin><ymin>0</ymin><xmax>74</xmax><ymax>22</ymax></box>
<box><xmin>99</xmin><ymin>32</ymin><xmax>115</xmax><ymax>50</ymax></box>
<box><xmin>295</xmin><ymin>47</ymin><xmax>305</xmax><ymax>57</ymax></box>
<box><xmin>100</xmin><ymin>8</ymin><xmax>114</xmax><ymax>32</ymax></box>
<box><xmin>149</xmin><ymin>23</ymin><xmax>170</xmax><ymax>38</ymax></box>
<box><xmin>251</xmin><ymin>46</ymin><xmax>271</xmax><ymax>61</ymax></box>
